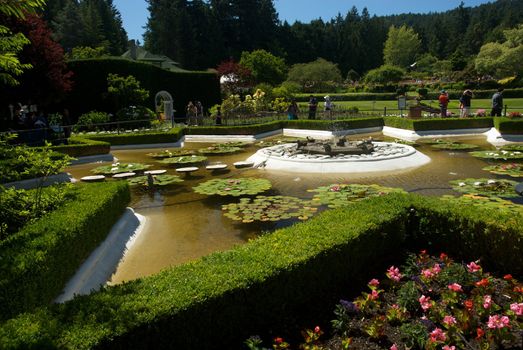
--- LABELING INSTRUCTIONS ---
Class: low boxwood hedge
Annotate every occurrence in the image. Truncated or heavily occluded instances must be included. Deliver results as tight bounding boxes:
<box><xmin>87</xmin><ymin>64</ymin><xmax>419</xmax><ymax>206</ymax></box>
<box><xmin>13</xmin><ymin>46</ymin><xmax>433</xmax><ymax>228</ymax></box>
<box><xmin>50</xmin><ymin>137</ymin><xmax>110</xmax><ymax>157</ymax></box>
<box><xmin>0</xmin><ymin>194</ymin><xmax>521</xmax><ymax>349</ymax></box>
<box><xmin>0</xmin><ymin>182</ymin><xmax>130</xmax><ymax>321</ymax></box>
<box><xmin>79</xmin><ymin>128</ymin><xmax>184</xmax><ymax>145</ymax></box>
<box><xmin>185</xmin><ymin>121</ymin><xmax>284</xmax><ymax>135</ymax></box>
<box><xmin>384</xmin><ymin>116</ymin><xmax>493</xmax><ymax>131</ymax></box>
<box><xmin>493</xmin><ymin>117</ymin><xmax>523</xmax><ymax>134</ymax></box>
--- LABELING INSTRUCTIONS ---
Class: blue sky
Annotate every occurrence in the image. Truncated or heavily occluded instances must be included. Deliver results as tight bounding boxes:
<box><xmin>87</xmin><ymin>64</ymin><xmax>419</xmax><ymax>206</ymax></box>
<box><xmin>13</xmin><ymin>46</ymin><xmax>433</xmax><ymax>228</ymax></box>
<box><xmin>114</xmin><ymin>0</ymin><xmax>494</xmax><ymax>41</ymax></box>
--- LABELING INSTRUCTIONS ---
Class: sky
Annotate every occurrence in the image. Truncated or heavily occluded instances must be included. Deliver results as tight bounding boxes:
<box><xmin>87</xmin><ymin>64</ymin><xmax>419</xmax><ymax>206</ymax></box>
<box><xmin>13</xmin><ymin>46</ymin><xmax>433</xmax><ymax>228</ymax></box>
<box><xmin>114</xmin><ymin>0</ymin><xmax>495</xmax><ymax>42</ymax></box>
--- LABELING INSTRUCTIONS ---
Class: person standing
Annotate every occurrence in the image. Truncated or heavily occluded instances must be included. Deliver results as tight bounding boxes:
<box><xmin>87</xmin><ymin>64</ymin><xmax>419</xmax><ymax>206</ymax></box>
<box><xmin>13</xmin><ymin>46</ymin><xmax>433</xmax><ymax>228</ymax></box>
<box><xmin>287</xmin><ymin>99</ymin><xmax>299</xmax><ymax>120</ymax></box>
<box><xmin>490</xmin><ymin>88</ymin><xmax>504</xmax><ymax>116</ymax></box>
<box><xmin>438</xmin><ymin>90</ymin><xmax>449</xmax><ymax>117</ymax></box>
<box><xmin>459</xmin><ymin>90</ymin><xmax>473</xmax><ymax>118</ymax></box>
<box><xmin>308</xmin><ymin>95</ymin><xmax>318</xmax><ymax>119</ymax></box>
<box><xmin>186</xmin><ymin>101</ymin><xmax>197</xmax><ymax>126</ymax></box>
<box><xmin>324</xmin><ymin>95</ymin><xmax>333</xmax><ymax>119</ymax></box>
<box><xmin>195</xmin><ymin>101</ymin><xmax>204</xmax><ymax>126</ymax></box>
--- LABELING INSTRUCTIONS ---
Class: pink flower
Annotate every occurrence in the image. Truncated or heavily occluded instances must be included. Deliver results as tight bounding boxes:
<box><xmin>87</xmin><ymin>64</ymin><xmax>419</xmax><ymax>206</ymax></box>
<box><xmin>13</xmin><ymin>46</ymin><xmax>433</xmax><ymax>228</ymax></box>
<box><xmin>368</xmin><ymin>278</ymin><xmax>380</xmax><ymax>287</ymax></box>
<box><xmin>467</xmin><ymin>261</ymin><xmax>481</xmax><ymax>273</ymax></box>
<box><xmin>439</xmin><ymin>252</ymin><xmax>448</xmax><ymax>260</ymax></box>
<box><xmin>314</xmin><ymin>326</ymin><xmax>321</xmax><ymax>334</ymax></box>
<box><xmin>483</xmin><ymin>295</ymin><xmax>493</xmax><ymax>309</ymax></box>
<box><xmin>429</xmin><ymin>328</ymin><xmax>447</xmax><ymax>342</ymax></box>
<box><xmin>448</xmin><ymin>283</ymin><xmax>462</xmax><ymax>292</ymax></box>
<box><xmin>443</xmin><ymin>315</ymin><xmax>457</xmax><ymax>326</ymax></box>
<box><xmin>390</xmin><ymin>344</ymin><xmax>398</xmax><ymax>350</ymax></box>
<box><xmin>487</xmin><ymin>315</ymin><xmax>510</xmax><ymax>329</ymax></box>
<box><xmin>443</xmin><ymin>346</ymin><xmax>456</xmax><ymax>350</ymax></box>
<box><xmin>432</xmin><ymin>263</ymin><xmax>441</xmax><ymax>274</ymax></box>
<box><xmin>510</xmin><ymin>303</ymin><xmax>523</xmax><ymax>316</ymax></box>
<box><xmin>387</xmin><ymin>266</ymin><xmax>402</xmax><ymax>282</ymax></box>
<box><xmin>419</xmin><ymin>295</ymin><xmax>432</xmax><ymax>311</ymax></box>
<box><xmin>329</xmin><ymin>185</ymin><xmax>341</xmax><ymax>192</ymax></box>
<box><xmin>369</xmin><ymin>289</ymin><xmax>380</xmax><ymax>301</ymax></box>
<box><xmin>475</xmin><ymin>278</ymin><xmax>489</xmax><ymax>287</ymax></box>
<box><xmin>422</xmin><ymin>268</ymin><xmax>434</xmax><ymax>278</ymax></box>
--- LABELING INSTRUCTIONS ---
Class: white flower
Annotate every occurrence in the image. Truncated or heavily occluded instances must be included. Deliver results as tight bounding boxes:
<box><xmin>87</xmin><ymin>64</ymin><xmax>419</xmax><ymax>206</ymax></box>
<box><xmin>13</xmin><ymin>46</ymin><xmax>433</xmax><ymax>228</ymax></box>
<box><xmin>487</xmin><ymin>180</ymin><xmax>497</xmax><ymax>184</ymax></box>
<box><xmin>474</xmin><ymin>181</ymin><xmax>482</xmax><ymax>186</ymax></box>
<box><xmin>128</xmin><ymin>164</ymin><xmax>133</xmax><ymax>168</ymax></box>
<box><xmin>458</xmin><ymin>182</ymin><xmax>466</xmax><ymax>187</ymax></box>
<box><xmin>111</xmin><ymin>167</ymin><xmax>118</xmax><ymax>172</ymax></box>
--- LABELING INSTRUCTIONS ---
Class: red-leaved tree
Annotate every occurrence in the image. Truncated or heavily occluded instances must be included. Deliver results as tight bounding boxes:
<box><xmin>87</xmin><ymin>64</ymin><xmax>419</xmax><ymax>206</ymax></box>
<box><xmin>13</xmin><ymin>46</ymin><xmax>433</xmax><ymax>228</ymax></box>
<box><xmin>216</xmin><ymin>59</ymin><xmax>253</xmax><ymax>95</ymax></box>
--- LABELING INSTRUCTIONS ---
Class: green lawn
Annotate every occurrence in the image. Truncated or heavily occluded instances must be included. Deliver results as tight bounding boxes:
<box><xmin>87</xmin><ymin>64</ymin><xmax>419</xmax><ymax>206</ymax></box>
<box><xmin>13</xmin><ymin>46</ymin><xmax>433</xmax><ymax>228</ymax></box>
<box><xmin>298</xmin><ymin>98</ymin><xmax>523</xmax><ymax>114</ymax></box>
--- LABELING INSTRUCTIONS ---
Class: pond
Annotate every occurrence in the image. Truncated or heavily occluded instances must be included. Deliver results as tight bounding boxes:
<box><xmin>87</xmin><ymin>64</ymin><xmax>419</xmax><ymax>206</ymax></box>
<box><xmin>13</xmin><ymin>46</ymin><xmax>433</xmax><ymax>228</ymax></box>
<box><xmin>65</xmin><ymin>133</ymin><xmax>505</xmax><ymax>284</ymax></box>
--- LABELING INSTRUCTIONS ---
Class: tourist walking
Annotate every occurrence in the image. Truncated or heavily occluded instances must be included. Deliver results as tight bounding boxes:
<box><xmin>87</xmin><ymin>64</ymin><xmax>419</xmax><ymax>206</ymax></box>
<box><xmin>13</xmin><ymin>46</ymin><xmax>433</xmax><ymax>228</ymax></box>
<box><xmin>438</xmin><ymin>90</ymin><xmax>449</xmax><ymax>117</ymax></box>
<box><xmin>186</xmin><ymin>101</ymin><xmax>197</xmax><ymax>126</ymax></box>
<box><xmin>308</xmin><ymin>95</ymin><xmax>318</xmax><ymax>119</ymax></box>
<box><xmin>490</xmin><ymin>88</ymin><xmax>504</xmax><ymax>116</ymax></box>
<box><xmin>287</xmin><ymin>99</ymin><xmax>299</xmax><ymax>120</ymax></box>
<box><xmin>459</xmin><ymin>90</ymin><xmax>473</xmax><ymax>118</ymax></box>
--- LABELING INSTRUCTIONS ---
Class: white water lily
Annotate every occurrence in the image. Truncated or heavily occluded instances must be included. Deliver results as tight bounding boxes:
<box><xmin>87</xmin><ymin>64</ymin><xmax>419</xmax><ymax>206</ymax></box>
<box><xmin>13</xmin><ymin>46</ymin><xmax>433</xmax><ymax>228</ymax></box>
<box><xmin>487</xmin><ymin>180</ymin><xmax>497</xmax><ymax>184</ymax></box>
<box><xmin>127</xmin><ymin>164</ymin><xmax>133</xmax><ymax>168</ymax></box>
<box><xmin>474</xmin><ymin>181</ymin><xmax>483</xmax><ymax>186</ymax></box>
<box><xmin>111</xmin><ymin>167</ymin><xmax>118</xmax><ymax>172</ymax></box>
<box><xmin>458</xmin><ymin>182</ymin><xmax>466</xmax><ymax>187</ymax></box>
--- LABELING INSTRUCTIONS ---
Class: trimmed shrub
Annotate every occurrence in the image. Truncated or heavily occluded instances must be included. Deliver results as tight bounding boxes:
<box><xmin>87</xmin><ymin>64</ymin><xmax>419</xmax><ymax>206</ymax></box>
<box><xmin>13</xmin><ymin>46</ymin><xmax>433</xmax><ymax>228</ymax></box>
<box><xmin>0</xmin><ymin>194</ymin><xmax>521</xmax><ymax>349</ymax></box>
<box><xmin>65</xmin><ymin>58</ymin><xmax>221</xmax><ymax>120</ymax></box>
<box><xmin>80</xmin><ymin>127</ymin><xmax>184</xmax><ymax>145</ymax></box>
<box><xmin>75</xmin><ymin>111</ymin><xmax>111</xmax><ymax>132</ymax></box>
<box><xmin>185</xmin><ymin>121</ymin><xmax>284</xmax><ymax>135</ymax></box>
<box><xmin>50</xmin><ymin>137</ymin><xmax>110</xmax><ymax>157</ymax></box>
<box><xmin>494</xmin><ymin>117</ymin><xmax>523</xmax><ymax>134</ymax></box>
<box><xmin>0</xmin><ymin>182</ymin><xmax>130</xmax><ymax>320</ymax></box>
<box><xmin>384</xmin><ymin>117</ymin><xmax>493</xmax><ymax>131</ymax></box>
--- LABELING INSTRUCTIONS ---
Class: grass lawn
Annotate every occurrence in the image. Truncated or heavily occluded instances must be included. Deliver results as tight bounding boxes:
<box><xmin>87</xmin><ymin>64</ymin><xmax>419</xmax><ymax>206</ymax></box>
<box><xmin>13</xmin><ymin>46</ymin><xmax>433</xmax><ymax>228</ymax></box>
<box><xmin>298</xmin><ymin>98</ymin><xmax>523</xmax><ymax>114</ymax></box>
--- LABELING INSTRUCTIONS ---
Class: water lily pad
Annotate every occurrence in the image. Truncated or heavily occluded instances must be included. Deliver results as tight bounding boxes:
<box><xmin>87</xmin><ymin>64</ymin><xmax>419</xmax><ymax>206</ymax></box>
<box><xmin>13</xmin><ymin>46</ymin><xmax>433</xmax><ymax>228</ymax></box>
<box><xmin>255</xmin><ymin>137</ymin><xmax>303</xmax><ymax>148</ymax></box>
<box><xmin>215</xmin><ymin>141</ymin><xmax>248</xmax><ymax>148</ymax></box>
<box><xmin>431</xmin><ymin>142</ymin><xmax>480</xmax><ymax>151</ymax></box>
<box><xmin>449</xmin><ymin>178</ymin><xmax>519</xmax><ymax>198</ymax></box>
<box><xmin>222</xmin><ymin>195</ymin><xmax>318</xmax><ymax>223</ymax></box>
<box><xmin>419</xmin><ymin>138</ymin><xmax>452</xmax><ymax>145</ymax></box>
<box><xmin>501</xmin><ymin>144</ymin><xmax>523</xmax><ymax>152</ymax></box>
<box><xmin>158</xmin><ymin>155</ymin><xmax>208</xmax><ymax>165</ymax></box>
<box><xmin>307</xmin><ymin>184</ymin><xmax>406</xmax><ymax>209</ymax></box>
<box><xmin>393</xmin><ymin>139</ymin><xmax>419</xmax><ymax>147</ymax></box>
<box><xmin>91</xmin><ymin>162</ymin><xmax>151</xmax><ymax>175</ymax></box>
<box><xmin>147</xmin><ymin>149</ymin><xmax>194</xmax><ymax>158</ymax></box>
<box><xmin>198</xmin><ymin>146</ymin><xmax>242</xmax><ymax>155</ymax></box>
<box><xmin>128</xmin><ymin>174</ymin><xmax>184</xmax><ymax>187</ymax></box>
<box><xmin>483</xmin><ymin>163</ymin><xmax>523</xmax><ymax>177</ymax></box>
<box><xmin>440</xmin><ymin>195</ymin><xmax>523</xmax><ymax>216</ymax></box>
<box><xmin>193</xmin><ymin>178</ymin><xmax>272</xmax><ymax>197</ymax></box>
<box><xmin>469</xmin><ymin>150</ymin><xmax>523</xmax><ymax>160</ymax></box>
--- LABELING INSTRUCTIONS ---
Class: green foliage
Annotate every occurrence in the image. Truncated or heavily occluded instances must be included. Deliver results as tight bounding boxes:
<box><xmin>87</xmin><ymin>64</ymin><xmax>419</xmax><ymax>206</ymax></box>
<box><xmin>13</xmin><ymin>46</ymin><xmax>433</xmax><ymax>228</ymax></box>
<box><xmin>147</xmin><ymin>149</ymin><xmax>194</xmax><ymax>158</ymax></box>
<box><xmin>494</xmin><ymin>117</ymin><xmax>523</xmax><ymax>135</ymax></box>
<box><xmin>0</xmin><ymin>181</ymin><xmax>130</xmax><ymax>320</ymax></box>
<box><xmin>193</xmin><ymin>178</ymin><xmax>272</xmax><ymax>197</ymax></box>
<box><xmin>128</xmin><ymin>175</ymin><xmax>183</xmax><ymax>187</ymax></box>
<box><xmin>449</xmin><ymin>178</ymin><xmax>519</xmax><ymax>198</ymax></box>
<box><xmin>364</xmin><ymin>65</ymin><xmax>405</xmax><ymax>84</ymax></box>
<box><xmin>75</xmin><ymin>111</ymin><xmax>110</xmax><ymax>132</ymax></box>
<box><xmin>115</xmin><ymin>105</ymin><xmax>156</xmax><ymax>129</ymax></box>
<box><xmin>158</xmin><ymin>155</ymin><xmax>207</xmax><ymax>165</ymax></box>
<box><xmin>383</xmin><ymin>25</ymin><xmax>421</xmax><ymax>68</ymax></box>
<box><xmin>49</xmin><ymin>137</ymin><xmax>110</xmax><ymax>157</ymax></box>
<box><xmin>198</xmin><ymin>146</ymin><xmax>242</xmax><ymax>155</ymax></box>
<box><xmin>308</xmin><ymin>184</ymin><xmax>406</xmax><ymax>209</ymax></box>
<box><xmin>440</xmin><ymin>195</ymin><xmax>523</xmax><ymax>216</ymax></box>
<box><xmin>286</xmin><ymin>58</ymin><xmax>342</xmax><ymax>93</ymax></box>
<box><xmin>81</xmin><ymin>128</ymin><xmax>184</xmax><ymax>145</ymax></box>
<box><xmin>431</xmin><ymin>142</ymin><xmax>480</xmax><ymax>151</ymax></box>
<box><xmin>383</xmin><ymin>117</ymin><xmax>493</xmax><ymax>131</ymax></box>
<box><xmin>240</xmin><ymin>49</ymin><xmax>287</xmax><ymax>86</ymax></box>
<box><xmin>470</xmin><ymin>149</ymin><xmax>523</xmax><ymax>160</ymax></box>
<box><xmin>91</xmin><ymin>163</ymin><xmax>151</xmax><ymax>175</ymax></box>
<box><xmin>1</xmin><ymin>194</ymin><xmax>522</xmax><ymax>348</ymax></box>
<box><xmin>65</xmin><ymin>46</ymin><xmax>108</xmax><ymax>60</ymax></box>
<box><xmin>222</xmin><ymin>196</ymin><xmax>318</xmax><ymax>223</ymax></box>
<box><xmin>107</xmin><ymin>73</ymin><xmax>150</xmax><ymax>110</ymax></box>
<box><xmin>483</xmin><ymin>163</ymin><xmax>523</xmax><ymax>177</ymax></box>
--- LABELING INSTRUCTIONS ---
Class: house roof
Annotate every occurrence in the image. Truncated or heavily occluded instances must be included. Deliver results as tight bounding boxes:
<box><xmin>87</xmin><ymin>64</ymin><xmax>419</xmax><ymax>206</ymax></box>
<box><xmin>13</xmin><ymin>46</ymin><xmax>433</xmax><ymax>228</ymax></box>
<box><xmin>121</xmin><ymin>46</ymin><xmax>188</xmax><ymax>72</ymax></box>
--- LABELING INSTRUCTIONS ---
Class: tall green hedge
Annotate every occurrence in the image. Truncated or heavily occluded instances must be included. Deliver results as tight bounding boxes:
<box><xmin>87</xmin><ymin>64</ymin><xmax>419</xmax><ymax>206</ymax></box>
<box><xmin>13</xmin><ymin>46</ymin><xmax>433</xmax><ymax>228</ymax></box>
<box><xmin>384</xmin><ymin>116</ymin><xmax>493</xmax><ymax>131</ymax></box>
<box><xmin>50</xmin><ymin>137</ymin><xmax>110</xmax><ymax>157</ymax></box>
<box><xmin>79</xmin><ymin>127</ymin><xmax>184</xmax><ymax>145</ymax></box>
<box><xmin>493</xmin><ymin>117</ymin><xmax>523</xmax><ymax>134</ymax></box>
<box><xmin>0</xmin><ymin>182</ymin><xmax>130</xmax><ymax>321</ymax></box>
<box><xmin>65</xmin><ymin>58</ymin><xmax>221</xmax><ymax>120</ymax></box>
<box><xmin>0</xmin><ymin>194</ymin><xmax>521</xmax><ymax>349</ymax></box>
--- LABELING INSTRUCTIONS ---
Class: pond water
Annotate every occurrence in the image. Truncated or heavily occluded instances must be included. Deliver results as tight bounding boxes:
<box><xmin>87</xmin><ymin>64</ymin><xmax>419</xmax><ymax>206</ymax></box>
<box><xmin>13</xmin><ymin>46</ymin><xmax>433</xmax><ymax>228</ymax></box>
<box><xmin>65</xmin><ymin>133</ymin><xmax>502</xmax><ymax>284</ymax></box>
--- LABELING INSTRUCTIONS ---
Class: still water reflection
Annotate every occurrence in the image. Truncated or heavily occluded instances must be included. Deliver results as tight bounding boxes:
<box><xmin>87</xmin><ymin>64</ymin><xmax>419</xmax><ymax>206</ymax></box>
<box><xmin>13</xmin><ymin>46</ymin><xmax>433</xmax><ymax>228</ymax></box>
<box><xmin>65</xmin><ymin>134</ymin><xmax>500</xmax><ymax>284</ymax></box>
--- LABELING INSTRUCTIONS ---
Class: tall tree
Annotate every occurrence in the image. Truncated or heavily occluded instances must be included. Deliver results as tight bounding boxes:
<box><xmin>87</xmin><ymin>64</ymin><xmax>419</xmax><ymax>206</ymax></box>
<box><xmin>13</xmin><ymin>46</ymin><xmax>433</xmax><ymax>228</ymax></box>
<box><xmin>383</xmin><ymin>25</ymin><xmax>421</xmax><ymax>68</ymax></box>
<box><xmin>239</xmin><ymin>49</ymin><xmax>287</xmax><ymax>85</ymax></box>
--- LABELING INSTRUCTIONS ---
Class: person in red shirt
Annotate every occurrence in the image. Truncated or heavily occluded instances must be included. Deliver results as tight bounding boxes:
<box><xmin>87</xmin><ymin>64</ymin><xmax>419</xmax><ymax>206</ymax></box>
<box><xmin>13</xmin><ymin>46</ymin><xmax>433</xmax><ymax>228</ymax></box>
<box><xmin>438</xmin><ymin>90</ymin><xmax>449</xmax><ymax>117</ymax></box>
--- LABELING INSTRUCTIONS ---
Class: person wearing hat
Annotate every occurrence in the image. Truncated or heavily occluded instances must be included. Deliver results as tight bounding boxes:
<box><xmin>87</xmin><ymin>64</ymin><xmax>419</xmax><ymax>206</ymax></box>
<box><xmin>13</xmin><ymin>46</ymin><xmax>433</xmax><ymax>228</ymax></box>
<box><xmin>438</xmin><ymin>90</ymin><xmax>449</xmax><ymax>117</ymax></box>
<box><xmin>459</xmin><ymin>90</ymin><xmax>473</xmax><ymax>118</ymax></box>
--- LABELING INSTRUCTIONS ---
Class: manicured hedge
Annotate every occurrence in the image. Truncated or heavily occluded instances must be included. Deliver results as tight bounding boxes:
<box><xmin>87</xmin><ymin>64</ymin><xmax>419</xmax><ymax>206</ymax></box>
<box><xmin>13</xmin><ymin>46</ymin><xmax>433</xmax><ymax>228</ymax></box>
<box><xmin>65</xmin><ymin>58</ymin><xmax>221</xmax><ymax>120</ymax></box>
<box><xmin>50</xmin><ymin>137</ymin><xmax>110</xmax><ymax>157</ymax></box>
<box><xmin>493</xmin><ymin>117</ymin><xmax>523</xmax><ymax>134</ymax></box>
<box><xmin>0</xmin><ymin>182</ymin><xmax>130</xmax><ymax>321</ymax></box>
<box><xmin>79</xmin><ymin>127</ymin><xmax>184</xmax><ymax>145</ymax></box>
<box><xmin>0</xmin><ymin>194</ymin><xmax>521</xmax><ymax>349</ymax></box>
<box><xmin>185</xmin><ymin>121</ymin><xmax>284</xmax><ymax>135</ymax></box>
<box><xmin>384</xmin><ymin>116</ymin><xmax>493</xmax><ymax>131</ymax></box>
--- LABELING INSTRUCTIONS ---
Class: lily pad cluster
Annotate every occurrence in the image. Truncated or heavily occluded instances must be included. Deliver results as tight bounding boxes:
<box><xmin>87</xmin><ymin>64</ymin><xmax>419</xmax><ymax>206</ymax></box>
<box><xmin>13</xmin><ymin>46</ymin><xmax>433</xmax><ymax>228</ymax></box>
<box><xmin>255</xmin><ymin>137</ymin><xmax>303</xmax><ymax>148</ymax></box>
<box><xmin>128</xmin><ymin>174</ymin><xmax>183</xmax><ymax>187</ymax></box>
<box><xmin>470</xmin><ymin>150</ymin><xmax>523</xmax><ymax>160</ymax></box>
<box><xmin>501</xmin><ymin>144</ymin><xmax>523</xmax><ymax>152</ymax></box>
<box><xmin>91</xmin><ymin>162</ymin><xmax>151</xmax><ymax>175</ymax></box>
<box><xmin>193</xmin><ymin>178</ymin><xmax>272</xmax><ymax>196</ymax></box>
<box><xmin>440</xmin><ymin>194</ymin><xmax>523</xmax><ymax>216</ymax></box>
<box><xmin>449</xmin><ymin>178</ymin><xmax>519</xmax><ymax>198</ymax></box>
<box><xmin>483</xmin><ymin>163</ymin><xmax>523</xmax><ymax>177</ymax></box>
<box><xmin>431</xmin><ymin>142</ymin><xmax>480</xmax><ymax>151</ymax></box>
<box><xmin>217</xmin><ymin>141</ymin><xmax>248</xmax><ymax>148</ymax></box>
<box><xmin>222</xmin><ymin>195</ymin><xmax>318</xmax><ymax>223</ymax></box>
<box><xmin>308</xmin><ymin>184</ymin><xmax>406</xmax><ymax>208</ymax></box>
<box><xmin>198</xmin><ymin>145</ymin><xmax>242</xmax><ymax>155</ymax></box>
<box><xmin>393</xmin><ymin>139</ymin><xmax>419</xmax><ymax>147</ymax></box>
<box><xmin>147</xmin><ymin>149</ymin><xmax>194</xmax><ymax>158</ymax></box>
<box><xmin>158</xmin><ymin>155</ymin><xmax>207</xmax><ymax>165</ymax></box>
<box><xmin>419</xmin><ymin>138</ymin><xmax>452</xmax><ymax>145</ymax></box>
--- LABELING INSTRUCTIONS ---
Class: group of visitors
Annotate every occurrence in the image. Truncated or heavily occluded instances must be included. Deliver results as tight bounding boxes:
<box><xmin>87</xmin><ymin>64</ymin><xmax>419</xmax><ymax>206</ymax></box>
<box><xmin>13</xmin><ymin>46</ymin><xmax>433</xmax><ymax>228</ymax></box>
<box><xmin>185</xmin><ymin>100</ymin><xmax>204</xmax><ymax>126</ymax></box>
<box><xmin>288</xmin><ymin>95</ymin><xmax>335</xmax><ymax>120</ymax></box>
<box><xmin>438</xmin><ymin>87</ymin><xmax>505</xmax><ymax>117</ymax></box>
